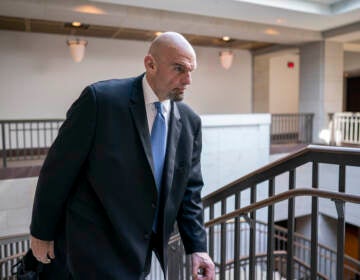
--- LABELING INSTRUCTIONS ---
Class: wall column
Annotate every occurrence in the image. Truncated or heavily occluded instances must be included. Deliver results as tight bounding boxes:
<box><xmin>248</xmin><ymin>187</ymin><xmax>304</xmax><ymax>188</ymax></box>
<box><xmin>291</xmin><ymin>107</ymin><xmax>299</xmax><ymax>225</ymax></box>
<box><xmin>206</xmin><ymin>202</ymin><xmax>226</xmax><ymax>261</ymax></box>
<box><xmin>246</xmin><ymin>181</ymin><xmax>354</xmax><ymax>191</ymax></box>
<box><xmin>299</xmin><ymin>41</ymin><xmax>344</xmax><ymax>142</ymax></box>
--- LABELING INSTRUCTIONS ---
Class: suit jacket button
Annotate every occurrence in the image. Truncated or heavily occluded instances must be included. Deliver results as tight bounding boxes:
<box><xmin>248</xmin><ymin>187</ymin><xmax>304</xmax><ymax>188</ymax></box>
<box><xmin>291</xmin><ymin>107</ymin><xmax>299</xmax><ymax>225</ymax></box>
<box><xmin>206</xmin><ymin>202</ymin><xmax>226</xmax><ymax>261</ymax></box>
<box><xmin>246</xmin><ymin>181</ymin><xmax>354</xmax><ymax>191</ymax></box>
<box><xmin>144</xmin><ymin>233</ymin><xmax>151</xmax><ymax>240</ymax></box>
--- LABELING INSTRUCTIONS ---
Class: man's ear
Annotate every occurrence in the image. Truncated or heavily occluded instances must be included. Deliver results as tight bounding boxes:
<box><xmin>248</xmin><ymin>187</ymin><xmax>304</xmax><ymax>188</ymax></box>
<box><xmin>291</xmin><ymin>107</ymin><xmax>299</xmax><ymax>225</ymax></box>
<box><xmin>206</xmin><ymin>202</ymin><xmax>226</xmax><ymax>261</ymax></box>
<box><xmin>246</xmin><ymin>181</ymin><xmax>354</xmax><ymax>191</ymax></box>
<box><xmin>144</xmin><ymin>54</ymin><xmax>155</xmax><ymax>71</ymax></box>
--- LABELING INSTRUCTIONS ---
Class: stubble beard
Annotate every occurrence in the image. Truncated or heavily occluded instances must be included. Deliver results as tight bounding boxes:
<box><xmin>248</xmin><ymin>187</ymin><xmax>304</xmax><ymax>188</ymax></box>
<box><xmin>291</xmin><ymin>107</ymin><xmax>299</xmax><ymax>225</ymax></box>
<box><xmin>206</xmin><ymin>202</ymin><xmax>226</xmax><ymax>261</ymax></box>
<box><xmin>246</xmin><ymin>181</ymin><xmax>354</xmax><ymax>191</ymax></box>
<box><xmin>168</xmin><ymin>90</ymin><xmax>185</xmax><ymax>102</ymax></box>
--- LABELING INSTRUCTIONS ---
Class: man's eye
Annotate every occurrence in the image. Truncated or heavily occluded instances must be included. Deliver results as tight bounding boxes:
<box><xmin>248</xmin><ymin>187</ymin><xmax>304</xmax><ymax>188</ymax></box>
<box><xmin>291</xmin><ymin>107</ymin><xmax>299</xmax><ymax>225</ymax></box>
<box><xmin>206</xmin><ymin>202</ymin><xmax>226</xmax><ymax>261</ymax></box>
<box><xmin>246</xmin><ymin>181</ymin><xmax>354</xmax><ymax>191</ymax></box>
<box><xmin>174</xmin><ymin>66</ymin><xmax>184</xmax><ymax>72</ymax></box>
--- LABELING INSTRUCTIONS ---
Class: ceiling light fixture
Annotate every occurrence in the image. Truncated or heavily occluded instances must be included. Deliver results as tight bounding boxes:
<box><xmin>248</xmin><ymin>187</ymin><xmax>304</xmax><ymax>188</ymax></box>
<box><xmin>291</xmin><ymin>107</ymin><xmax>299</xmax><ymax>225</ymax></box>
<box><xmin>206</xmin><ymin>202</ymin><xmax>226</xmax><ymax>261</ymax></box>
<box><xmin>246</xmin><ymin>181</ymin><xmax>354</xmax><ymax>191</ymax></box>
<box><xmin>72</xmin><ymin>21</ymin><xmax>82</xmax><ymax>27</ymax></box>
<box><xmin>155</xmin><ymin>31</ymin><xmax>163</xmax><ymax>37</ymax></box>
<box><xmin>66</xmin><ymin>39</ymin><xmax>88</xmax><ymax>63</ymax></box>
<box><xmin>265</xmin><ymin>28</ymin><xmax>279</xmax><ymax>35</ymax></box>
<box><xmin>219</xmin><ymin>50</ymin><xmax>234</xmax><ymax>70</ymax></box>
<box><xmin>222</xmin><ymin>36</ymin><xmax>231</xmax><ymax>41</ymax></box>
<box><xmin>73</xmin><ymin>5</ymin><xmax>106</xmax><ymax>15</ymax></box>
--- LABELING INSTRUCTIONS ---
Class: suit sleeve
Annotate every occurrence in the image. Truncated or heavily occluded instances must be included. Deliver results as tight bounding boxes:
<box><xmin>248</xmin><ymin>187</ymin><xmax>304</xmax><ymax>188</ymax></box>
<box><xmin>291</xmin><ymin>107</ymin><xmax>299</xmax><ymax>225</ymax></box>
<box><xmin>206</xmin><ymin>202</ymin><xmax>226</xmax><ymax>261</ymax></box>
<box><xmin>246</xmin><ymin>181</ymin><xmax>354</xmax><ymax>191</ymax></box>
<box><xmin>176</xmin><ymin>118</ymin><xmax>207</xmax><ymax>254</ymax></box>
<box><xmin>30</xmin><ymin>86</ymin><xmax>96</xmax><ymax>240</ymax></box>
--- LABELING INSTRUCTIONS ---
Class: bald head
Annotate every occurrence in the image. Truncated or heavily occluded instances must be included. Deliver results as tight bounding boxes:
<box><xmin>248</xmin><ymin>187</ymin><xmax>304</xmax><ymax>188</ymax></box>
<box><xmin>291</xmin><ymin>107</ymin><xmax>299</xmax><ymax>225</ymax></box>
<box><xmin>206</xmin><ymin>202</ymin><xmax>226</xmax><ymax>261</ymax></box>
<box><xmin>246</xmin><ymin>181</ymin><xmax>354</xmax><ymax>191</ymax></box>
<box><xmin>144</xmin><ymin>32</ymin><xmax>197</xmax><ymax>102</ymax></box>
<box><xmin>148</xmin><ymin>32</ymin><xmax>196</xmax><ymax>62</ymax></box>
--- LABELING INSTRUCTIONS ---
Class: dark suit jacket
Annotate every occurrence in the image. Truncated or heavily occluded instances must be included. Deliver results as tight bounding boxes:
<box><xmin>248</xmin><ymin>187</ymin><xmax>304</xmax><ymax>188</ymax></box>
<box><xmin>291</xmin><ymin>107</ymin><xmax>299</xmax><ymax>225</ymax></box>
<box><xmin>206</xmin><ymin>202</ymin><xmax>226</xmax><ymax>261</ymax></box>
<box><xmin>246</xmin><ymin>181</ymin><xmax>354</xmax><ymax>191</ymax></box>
<box><xmin>30</xmin><ymin>74</ymin><xmax>207</xmax><ymax>279</ymax></box>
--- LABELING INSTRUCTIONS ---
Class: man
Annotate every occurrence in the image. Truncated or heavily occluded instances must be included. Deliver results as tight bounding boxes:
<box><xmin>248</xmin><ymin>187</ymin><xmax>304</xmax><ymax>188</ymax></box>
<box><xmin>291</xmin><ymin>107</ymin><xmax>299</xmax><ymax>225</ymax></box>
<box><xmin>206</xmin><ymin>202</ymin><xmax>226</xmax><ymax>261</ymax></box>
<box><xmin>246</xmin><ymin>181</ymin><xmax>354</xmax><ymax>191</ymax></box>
<box><xmin>30</xmin><ymin>32</ymin><xmax>215</xmax><ymax>279</ymax></box>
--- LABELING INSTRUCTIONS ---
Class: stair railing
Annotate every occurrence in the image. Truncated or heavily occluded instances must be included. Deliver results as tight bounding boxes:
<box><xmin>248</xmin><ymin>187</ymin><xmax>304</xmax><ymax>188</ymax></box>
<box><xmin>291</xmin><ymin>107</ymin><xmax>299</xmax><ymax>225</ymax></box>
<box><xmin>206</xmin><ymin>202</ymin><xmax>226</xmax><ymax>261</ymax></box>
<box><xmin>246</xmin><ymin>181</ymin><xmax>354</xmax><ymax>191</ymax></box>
<box><xmin>0</xmin><ymin>119</ymin><xmax>63</xmax><ymax>168</ymax></box>
<box><xmin>200</xmin><ymin>145</ymin><xmax>360</xmax><ymax>280</ymax></box>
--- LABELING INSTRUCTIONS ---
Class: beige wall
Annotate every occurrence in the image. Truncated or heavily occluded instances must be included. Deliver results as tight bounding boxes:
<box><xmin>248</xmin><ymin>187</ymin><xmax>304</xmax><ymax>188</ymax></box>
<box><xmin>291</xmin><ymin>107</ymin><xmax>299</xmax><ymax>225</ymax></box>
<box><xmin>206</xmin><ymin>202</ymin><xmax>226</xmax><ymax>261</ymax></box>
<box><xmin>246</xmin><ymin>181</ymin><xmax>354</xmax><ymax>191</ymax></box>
<box><xmin>0</xmin><ymin>30</ymin><xmax>252</xmax><ymax>119</ymax></box>
<box><xmin>253</xmin><ymin>56</ymin><xmax>270</xmax><ymax>113</ymax></box>
<box><xmin>253</xmin><ymin>54</ymin><xmax>299</xmax><ymax>114</ymax></box>
<box><xmin>269</xmin><ymin>54</ymin><xmax>299</xmax><ymax>113</ymax></box>
<box><xmin>344</xmin><ymin>51</ymin><xmax>360</xmax><ymax>72</ymax></box>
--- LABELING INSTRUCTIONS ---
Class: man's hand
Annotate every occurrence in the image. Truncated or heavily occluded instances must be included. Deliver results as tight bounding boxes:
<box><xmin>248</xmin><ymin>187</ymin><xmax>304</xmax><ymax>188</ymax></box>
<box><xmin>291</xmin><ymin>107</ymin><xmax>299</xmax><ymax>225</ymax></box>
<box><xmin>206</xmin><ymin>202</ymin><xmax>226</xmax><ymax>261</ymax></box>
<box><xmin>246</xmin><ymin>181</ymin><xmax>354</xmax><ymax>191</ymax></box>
<box><xmin>30</xmin><ymin>235</ymin><xmax>55</xmax><ymax>264</ymax></box>
<box><xmin>191</xmin><ymin>252</ymin><xmax>215</xmax><ymax>280</ymax></box>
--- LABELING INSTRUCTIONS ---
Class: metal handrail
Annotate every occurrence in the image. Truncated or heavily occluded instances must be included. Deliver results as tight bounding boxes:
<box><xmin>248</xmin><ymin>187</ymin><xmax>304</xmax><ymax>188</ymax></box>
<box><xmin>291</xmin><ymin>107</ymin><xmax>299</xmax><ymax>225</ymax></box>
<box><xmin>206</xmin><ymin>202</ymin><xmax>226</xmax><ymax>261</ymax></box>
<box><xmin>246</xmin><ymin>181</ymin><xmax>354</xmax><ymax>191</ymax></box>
<box><xmin>0</xmin><ymin>119</ymin><xmax>64</xmax><ymax>123</ymax></box>
<box><xmin>203</xmin><ymin>144</ymin><xmax>360</xmax><ymax>207</ymax></box>
<box><xmin>205</xmin><ymin>188</ymin><xmax>360</xmax><ymax>227</ymax></box>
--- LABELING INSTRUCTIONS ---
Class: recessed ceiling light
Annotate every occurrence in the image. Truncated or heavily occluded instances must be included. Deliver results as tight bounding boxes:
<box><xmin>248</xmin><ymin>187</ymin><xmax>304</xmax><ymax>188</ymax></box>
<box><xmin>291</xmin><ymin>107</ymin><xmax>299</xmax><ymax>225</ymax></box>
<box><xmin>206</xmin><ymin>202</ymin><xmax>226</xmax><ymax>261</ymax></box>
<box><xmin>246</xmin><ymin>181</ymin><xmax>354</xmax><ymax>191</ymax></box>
<box><xmin>222</xmin><ymin>36</ymin><xmax>231</xmax><ymax>41</ymax></box>
<box><xmin>155</xmin><ymin>32</ymin><xmax>163</xmax><ymax>37</ymax></box>
<box><xmin>73</xmin><ymin>5</ymin><xmax>106</xmax><ymax>15</ymax></box>
<box><xmin>72</xmin><ymin>22</ymin><xmax>82</xmax><ymax>27</ymax></box>
<box><xmin>265</xmin><ymin>28</ymin><xmax>279</xmax><ymax>35</ymax></box>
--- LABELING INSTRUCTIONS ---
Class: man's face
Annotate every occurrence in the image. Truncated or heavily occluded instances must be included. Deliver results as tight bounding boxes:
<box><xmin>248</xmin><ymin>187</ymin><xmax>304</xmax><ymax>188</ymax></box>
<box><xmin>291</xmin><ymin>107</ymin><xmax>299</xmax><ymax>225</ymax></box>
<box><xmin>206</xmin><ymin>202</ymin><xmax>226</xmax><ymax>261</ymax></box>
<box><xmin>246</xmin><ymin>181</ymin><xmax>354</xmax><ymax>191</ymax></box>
<box><xmin>148</xmin><ymin>48</ymin><xmax>196</xmax><ymax>101</ymax></box>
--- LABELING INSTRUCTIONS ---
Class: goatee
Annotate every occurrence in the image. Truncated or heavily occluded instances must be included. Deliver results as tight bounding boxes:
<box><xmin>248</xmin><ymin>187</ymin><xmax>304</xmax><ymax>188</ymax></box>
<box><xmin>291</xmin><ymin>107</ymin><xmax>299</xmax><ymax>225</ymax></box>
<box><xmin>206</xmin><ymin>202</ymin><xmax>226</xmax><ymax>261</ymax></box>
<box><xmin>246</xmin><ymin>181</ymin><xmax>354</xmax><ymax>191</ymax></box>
<box><xmin>169</xmin><ymin>92</ymin><xmax>184</xmax><ymax>102</ymax></box>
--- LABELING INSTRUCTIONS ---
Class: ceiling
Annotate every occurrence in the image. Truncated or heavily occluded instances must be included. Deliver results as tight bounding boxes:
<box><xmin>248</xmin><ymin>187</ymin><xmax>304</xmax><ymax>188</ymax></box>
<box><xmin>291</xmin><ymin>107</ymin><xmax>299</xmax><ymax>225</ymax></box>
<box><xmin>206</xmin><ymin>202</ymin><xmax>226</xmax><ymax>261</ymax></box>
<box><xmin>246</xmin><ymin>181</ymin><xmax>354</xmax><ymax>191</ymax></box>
<box><xmin>0</xmin><ymin>15</ymin><xmax>272</xmax><ymax>51</ymax></box>
<box><xmin>0</xmin><ymin>0</ymin><xmax>359</xmax><ymax>51</ymax></box>
<box><xmin>93</xmin><ymin>0</ymin><xmax>360</xmax><ymax>30</ymax></box>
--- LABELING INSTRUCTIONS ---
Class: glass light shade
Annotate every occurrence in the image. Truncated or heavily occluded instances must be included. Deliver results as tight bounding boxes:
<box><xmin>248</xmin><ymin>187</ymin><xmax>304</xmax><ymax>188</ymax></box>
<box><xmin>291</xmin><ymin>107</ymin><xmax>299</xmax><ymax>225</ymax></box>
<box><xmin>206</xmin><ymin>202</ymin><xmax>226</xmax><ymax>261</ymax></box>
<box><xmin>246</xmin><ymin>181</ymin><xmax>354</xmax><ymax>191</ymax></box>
<box><xmin>66</xmin><ymin>39</ymin><xmax>88</xmax><ymax>63</ymax></box>
<box><xmin>219</xmin><ymin>50</ymin><xmax>234</xmax><ymax>70</ymax></box>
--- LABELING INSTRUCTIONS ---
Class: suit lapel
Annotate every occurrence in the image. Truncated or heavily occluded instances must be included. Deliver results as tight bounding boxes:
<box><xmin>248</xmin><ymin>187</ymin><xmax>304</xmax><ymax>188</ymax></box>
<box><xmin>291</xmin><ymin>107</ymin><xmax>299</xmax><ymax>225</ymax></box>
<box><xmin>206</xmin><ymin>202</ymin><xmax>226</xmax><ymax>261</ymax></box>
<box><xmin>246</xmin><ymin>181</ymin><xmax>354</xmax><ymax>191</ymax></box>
<box><xmin>129</xmin><ymin>78</ymin><xmax>182</xmax><ymax>199</ymax></box>
<box><xmin>129</xmin><ymin>76</ymin><xmax>156</xmax><ymax>179</ymax></box>
<box><xmin>162</xmin><ymin>101</ymin><xmax>182</xmax><ymax>199</ymax></box>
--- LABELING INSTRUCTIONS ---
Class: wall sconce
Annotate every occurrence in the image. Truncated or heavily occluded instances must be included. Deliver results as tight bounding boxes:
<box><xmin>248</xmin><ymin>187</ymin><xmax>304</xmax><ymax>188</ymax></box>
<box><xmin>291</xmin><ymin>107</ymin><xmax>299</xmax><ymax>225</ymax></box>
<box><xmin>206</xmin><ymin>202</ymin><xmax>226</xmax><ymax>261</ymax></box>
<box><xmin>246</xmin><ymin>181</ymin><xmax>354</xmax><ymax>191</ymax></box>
<box><xmin>219</xmin><ymin>50</ymin><xmax>234</xmax><ymax>70</ymax></box>
<box><xmin>66</xmin><ymin>39</ymin><xmax>88</xmax><ymax>63</ymax></box>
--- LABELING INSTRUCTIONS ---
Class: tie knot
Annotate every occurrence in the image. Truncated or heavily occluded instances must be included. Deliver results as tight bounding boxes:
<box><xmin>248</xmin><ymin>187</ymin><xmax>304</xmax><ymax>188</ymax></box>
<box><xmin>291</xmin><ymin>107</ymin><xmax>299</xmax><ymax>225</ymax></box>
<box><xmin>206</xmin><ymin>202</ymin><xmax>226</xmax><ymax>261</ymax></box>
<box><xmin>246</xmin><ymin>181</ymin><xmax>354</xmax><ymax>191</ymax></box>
<box><xmin>154</xmin><ymin>102</ymin><xmax>162</xmax><ymax>114</ymax></box>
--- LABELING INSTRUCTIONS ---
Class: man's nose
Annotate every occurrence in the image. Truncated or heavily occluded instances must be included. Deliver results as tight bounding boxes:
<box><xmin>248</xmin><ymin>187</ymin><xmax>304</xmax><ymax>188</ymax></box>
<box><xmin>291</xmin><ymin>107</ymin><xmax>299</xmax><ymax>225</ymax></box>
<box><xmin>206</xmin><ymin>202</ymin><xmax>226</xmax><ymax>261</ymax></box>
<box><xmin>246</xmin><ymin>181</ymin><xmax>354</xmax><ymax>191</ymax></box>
<box><xmin>182</xmin><ymin>72</ymin><xmax>192</xmax><ymax>85</ymax></box>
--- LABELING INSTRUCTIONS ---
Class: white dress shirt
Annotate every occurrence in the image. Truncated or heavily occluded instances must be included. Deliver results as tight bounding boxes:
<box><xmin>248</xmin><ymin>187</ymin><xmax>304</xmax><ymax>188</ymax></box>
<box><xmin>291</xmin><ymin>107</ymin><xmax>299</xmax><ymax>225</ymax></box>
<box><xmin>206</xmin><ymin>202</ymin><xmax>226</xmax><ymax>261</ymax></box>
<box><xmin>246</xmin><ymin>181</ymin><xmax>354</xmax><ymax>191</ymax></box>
<box><xmin>142</xmin><ymin>75</ymin><xmax>171</xmax><ymax>136</ymax></box>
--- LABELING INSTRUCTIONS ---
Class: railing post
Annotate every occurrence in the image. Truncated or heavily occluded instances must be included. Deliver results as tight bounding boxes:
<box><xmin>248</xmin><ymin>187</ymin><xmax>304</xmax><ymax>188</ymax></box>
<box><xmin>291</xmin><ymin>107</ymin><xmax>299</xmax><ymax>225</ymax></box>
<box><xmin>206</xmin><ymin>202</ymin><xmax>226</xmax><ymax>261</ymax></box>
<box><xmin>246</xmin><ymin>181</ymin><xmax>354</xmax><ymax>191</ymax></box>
<box><xmin>249</xmin><ymin>185</ymin><xmax>256</xmax><ymax>280</ymax></box>
<box><xmin>266</xmin><ymin>178</ymin><xmax>275</xmax><ymax>280</ymax></box>
<box><xmin>209</xmin><ymin>205</ymin><xmax>214</xmax><ymax>263</ymax></box>
<box><xmin>287</xmin><ymin>169</ymin><xmax>296</xmax><ymax>279</ymax></box>
<box><xmin>234</xmin><ymin>192</ymin><xmax>241</xmax><ymax>280</ymax></box>
<box><xmin>329</xmin><ymin>113</ymin><xmax>336</xmax><ymax>146</ymax></box>
<box><xmin>311</xmin><ymin>162</ymin><xmax>319</xmax><ymax>280</ymax></box>
<box><xmin>220</xmin><ymin>199</ymin><xmax>227</xmax><ymax>280</ymax></box>
<box><xmin>334</xmin><ymin>199</ymin><xmax>345</xmax><ymax>280</ymax></box>
<box><xmin>1</xmin><ymin>122</ymin><xmax>7</xmax><ymax>168</ymax></box>
<box><xmin>335</xmin><ymin>164</ymin><xmax>346</xmax><ymax>280</ymax></box>
<box><xmin>309</xmin><ymin>114</ymin><xmax>314</xmax><ymax>144</ymax></box>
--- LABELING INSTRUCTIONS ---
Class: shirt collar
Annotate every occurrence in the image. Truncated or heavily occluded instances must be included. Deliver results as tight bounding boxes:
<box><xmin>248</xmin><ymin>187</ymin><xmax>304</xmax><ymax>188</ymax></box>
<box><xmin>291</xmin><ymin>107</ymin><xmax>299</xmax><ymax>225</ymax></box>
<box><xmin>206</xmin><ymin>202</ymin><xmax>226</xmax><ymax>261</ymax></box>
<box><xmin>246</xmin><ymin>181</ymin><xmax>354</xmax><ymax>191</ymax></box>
<box><xmin>142</xmin><ymin>75</ymin><xmax>171</xmax><ymax>114</ymax></box>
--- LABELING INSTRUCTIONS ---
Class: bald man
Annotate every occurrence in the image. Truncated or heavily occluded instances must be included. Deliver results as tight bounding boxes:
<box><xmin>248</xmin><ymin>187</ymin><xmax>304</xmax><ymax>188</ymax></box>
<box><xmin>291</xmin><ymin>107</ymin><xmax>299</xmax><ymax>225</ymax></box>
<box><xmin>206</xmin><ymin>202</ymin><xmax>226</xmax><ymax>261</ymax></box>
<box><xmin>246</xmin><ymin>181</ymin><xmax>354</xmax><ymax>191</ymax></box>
<box><xmin>30</xmin><ymin>32</ymin><xmax>215</xmax><ymax>279</ymax></box>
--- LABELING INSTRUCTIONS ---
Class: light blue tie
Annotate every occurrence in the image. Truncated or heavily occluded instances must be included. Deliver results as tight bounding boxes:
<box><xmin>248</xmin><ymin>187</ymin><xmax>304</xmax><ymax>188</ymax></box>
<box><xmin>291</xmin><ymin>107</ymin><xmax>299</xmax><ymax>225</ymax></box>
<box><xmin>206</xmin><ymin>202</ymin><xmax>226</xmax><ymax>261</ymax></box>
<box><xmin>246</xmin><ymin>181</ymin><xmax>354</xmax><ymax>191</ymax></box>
<box><xmin>151</xmin><ymin>102</ymin><xmax>167</xmax><ymax>230</ymax></box>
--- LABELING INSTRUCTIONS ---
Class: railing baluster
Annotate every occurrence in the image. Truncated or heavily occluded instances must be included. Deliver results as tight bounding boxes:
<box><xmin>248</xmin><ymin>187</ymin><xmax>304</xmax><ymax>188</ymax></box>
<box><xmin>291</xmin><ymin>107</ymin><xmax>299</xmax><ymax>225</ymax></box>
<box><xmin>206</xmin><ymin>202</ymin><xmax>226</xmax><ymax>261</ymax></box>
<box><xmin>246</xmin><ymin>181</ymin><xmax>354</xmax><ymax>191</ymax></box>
<box><xmin>22</xmin><ymin>122</ymin><xmax>26</xmax><ymax>160</ymax></box>
<box><xmin>1</xmin><ymin>122</ymin><xmax>7</xmax><ymax>168</ymax></box>
<box><xmin>335</xmin><ymin>164</ymin><xmax>346</xmax><ymax>280</ymax></box>
<box><xmin>234</xmin><ymin>192</ymin><xmax>241</xmax><ymax>280</ymax></box>
<box><xmin>43</xmin><ymin>121</ymin><xmax>47</xmax><ymax>152</ymax></box>
<box><xmin>220</xmin><ymin>199</ymin><xmax>227</xmax><ymax>280</ymax></box>
<box><xmin>37</xmin><ymin>121</ymin><xmax>41</xmax><ymax>159</ymax></box>
<box><xmin>15</xmin><ymin>122</ymin><xmax>20</xmax><ymax>160</ymax></box>
<box><xmin>287</xmin><ymin>169</ymin><xmax>296</xmax><ymax>279</ymax></box>
<box><xmin>209</xmin><ymin>205</ymin><xmax>214</xmax><ymax>261</ymax></box>
<box><xmin>185</xmin><ymin>255</ymin><xmax>190</xmax><ymax>280</ymax></box>
<box><xmin>8</xmin><ymin>123</ymin><xmax>12</xmax><ymax>160</ymax></box>
<box><xmin>249</xmin><ymin>185</ymin><xmax>256</xmax><ymax>280</ymax></box>
<box><xmin>30</xmin><ymin>121</ymin><xmax>34</xmax><ymax>159</ymax></box>
<box><xmin>267</xmin><ymin>178</ymin><xmax>275</xmax><ymax>280</ymax></box>
<box><xmin>311</xmin><ymin>161</ymin><xmax>319</xmax><ymax>280</ymax></box>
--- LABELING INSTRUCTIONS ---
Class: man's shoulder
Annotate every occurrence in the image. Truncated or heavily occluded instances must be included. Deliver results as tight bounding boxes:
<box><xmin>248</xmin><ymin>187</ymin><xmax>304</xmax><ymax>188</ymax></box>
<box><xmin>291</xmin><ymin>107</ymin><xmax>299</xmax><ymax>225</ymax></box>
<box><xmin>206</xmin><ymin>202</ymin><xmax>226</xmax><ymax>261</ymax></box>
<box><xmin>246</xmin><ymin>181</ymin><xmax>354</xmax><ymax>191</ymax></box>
<box><xmin>89</xmin><ymin>76</ymin><xmax>140</xmax><ymax>92</ymax></box>
<box><xmin>175</xmin><ymin>102</ymin><xmax>201</xmax><ymax>124</ymax></box>
<box><xmin>176</xmin><ymin>102</ymin><xmax>198</xmax><ymax>117</ymax></box>
<box><xmin>83</xmin><ymin>75</ymin><xmax>143</xmax><ymax>103</ymax></box>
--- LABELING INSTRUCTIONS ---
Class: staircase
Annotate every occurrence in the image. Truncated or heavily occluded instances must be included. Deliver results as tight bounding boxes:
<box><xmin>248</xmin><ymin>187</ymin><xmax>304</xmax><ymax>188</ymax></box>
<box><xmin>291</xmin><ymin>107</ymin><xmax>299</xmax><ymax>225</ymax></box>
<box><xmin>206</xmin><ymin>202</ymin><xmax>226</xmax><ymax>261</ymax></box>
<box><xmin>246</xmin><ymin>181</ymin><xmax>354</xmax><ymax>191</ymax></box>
<box><xmin>165</xmin><ymin>145</ymin><xmax>360</xmax><ymax>280</ymax></box>
<box><xmin>2</xmin><ymin>145</ymin><xmax>360</xmax><ymax>280</ymax></box>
